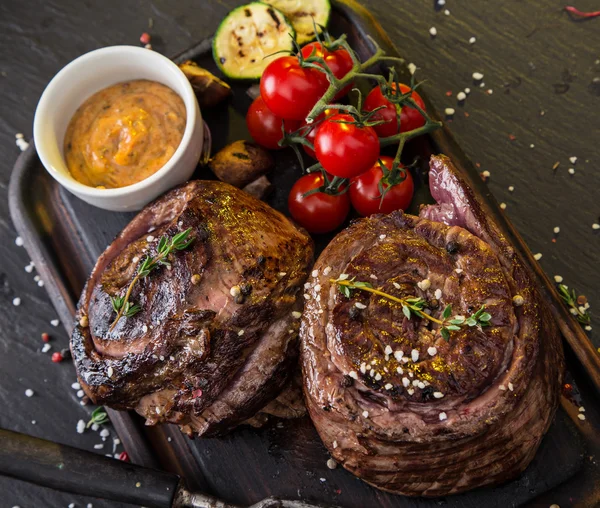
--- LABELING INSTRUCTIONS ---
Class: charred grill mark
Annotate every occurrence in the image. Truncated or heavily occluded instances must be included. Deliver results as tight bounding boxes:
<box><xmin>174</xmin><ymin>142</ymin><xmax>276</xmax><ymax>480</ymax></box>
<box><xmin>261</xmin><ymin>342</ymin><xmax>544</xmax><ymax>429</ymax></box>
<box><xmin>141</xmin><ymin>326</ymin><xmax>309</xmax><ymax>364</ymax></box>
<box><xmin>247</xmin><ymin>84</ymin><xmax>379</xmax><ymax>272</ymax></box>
<box><xmin>266</xmin><ymin>8</ymin><xmax>281</xmax><ymax>28</ymax></box>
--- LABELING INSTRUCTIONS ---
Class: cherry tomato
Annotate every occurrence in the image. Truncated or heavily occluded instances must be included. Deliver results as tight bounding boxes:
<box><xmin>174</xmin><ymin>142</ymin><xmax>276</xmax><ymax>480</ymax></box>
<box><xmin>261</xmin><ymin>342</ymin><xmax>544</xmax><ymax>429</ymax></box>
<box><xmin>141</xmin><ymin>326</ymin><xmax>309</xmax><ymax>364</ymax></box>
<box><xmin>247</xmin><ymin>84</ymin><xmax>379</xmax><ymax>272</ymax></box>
<box><xmin>350</xmin><ymin>156</ymin><xmax>414</xmax><ymax>216</ymax></box>
<box><xmin>246</xmin><ymin>96</ymin><xmax>301</xmax><ymax>150</ymax></box>
<box><xmin>260</xmin><ymin>56</ymin><xmax>329</xmax><ymax>121</ymax></box>
<box><xmin>314</xmin><ymin>114</ymin><xmax>380</xmax><ymax>178</ymax></box>
<box><xmin>300</xmin><ymin>42</ymin><xmax>353</xmax><ymax>99</ymax></box>
<box><xmin>288</xmin><ymin>173</ymin><xmax>350</xmax><ymax>234</ymax></box>
<box><xmin>300</xmin><ymin>107</ymin><xmax>339</xmax><ymax>159</ymax></box>
<box><xmin>363</xmin><ymin>83</ymin><xmax>427</xmax><ymax>138</ymax></box>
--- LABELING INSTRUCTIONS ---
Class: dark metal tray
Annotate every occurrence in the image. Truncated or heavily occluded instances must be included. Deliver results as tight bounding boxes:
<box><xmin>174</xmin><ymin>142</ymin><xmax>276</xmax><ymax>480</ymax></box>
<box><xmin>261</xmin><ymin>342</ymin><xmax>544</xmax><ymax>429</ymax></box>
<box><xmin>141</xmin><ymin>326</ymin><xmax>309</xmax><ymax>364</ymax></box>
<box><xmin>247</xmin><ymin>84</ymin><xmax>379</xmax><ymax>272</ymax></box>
<box><xmin>8</xmin><ymin>1</ymin><xmax>600</xmax><ymax>506</ymax></box>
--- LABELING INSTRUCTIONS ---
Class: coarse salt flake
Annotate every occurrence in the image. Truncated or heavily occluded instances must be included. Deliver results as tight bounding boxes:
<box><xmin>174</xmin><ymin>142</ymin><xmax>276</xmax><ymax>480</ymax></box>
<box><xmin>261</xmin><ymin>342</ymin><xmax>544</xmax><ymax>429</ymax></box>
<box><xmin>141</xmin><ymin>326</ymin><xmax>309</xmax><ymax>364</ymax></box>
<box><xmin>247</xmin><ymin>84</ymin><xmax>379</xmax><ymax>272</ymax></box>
<box><xmin>508</xmin><ymin>382</ymin><xmax>514</xmax><ymax>391</ymax></box>
<box><xmin>355</xmin><ymin>302</ymin><xmax>367</xmax><ymax>310</ymax></box>
<box><xmin>323</xmin><ymin>266</ymin><xmax>332</xmax><ymax>276</ymax></box>
<box><xmin>508</xmin><ymin>186</ymin><xmax>515</xmax><ymax>192</ymax></box>
<box><xmin>25</xmin><ymin>389</ymin><xmax>34</xmax><ymax>397</ymax></box>
<box><xmin>568</xmin><ymin>168</ymin><xmax>575</xmax><ymax>175</ymax></box>
<box><xmin>407</xmin><ymin>62</ymin><xmax>417</xmax><ymax>75</ymax></box>
<box><xmin>51</xmin><ymin>319</ymin><xmax>59</xmax><ymax>327</ymax></box>
<box><xmin>554</xmin><ymin>275</ymin><xmax>563</xmax><ymax>283</ymax></box>
<box><xmin>445</xmin><ymin>107</ymin><xmax>456</xmax><ymax>116</ymax></box>
<box><xmin>370</xmin><ymin>274</ymin><xmax>378</xmax><ymax>280</ymax></box>
<box><xmin>457</xmin><ymin>91</ymin><xmax>466</xmax><ymax>101</ymax></box>
<box><xmin>77</xmin><ymin>419</ymin><xmax>86</xmax><ymax>433</ymax></box>
<box><xmin>500</xmin><ymin>203</ymin><xmax>507</xmax><ymax>210</ymax></box>
<box><xmin>384</xmin><ymin>345</ymin><xmax>393</xmax><ymax>355</ymax></box>
<box><xmin>375</xmin><ymin>373</ymin><xmax>382</xmax><ymax>381</ymax></box>
<box><xmin>429</xmin><ymin>27</ymin><xmax>437</xmax><ymax>37</ymax></box>
<box><xmin>107</xmin><ymin>366</ymin><xmax>114</xmax><ymax>377</ymax></box>
<box><xmin>411</xmin><ymin>349</ymin><xmax>419</xmax><ymax>362</ymax></box>
<box><xmin>499</xmin><ymin>384</ymin><xmax>507</xmax><ymax>391</ymax></box>
<box><xmin>407</xmin><ymin>388</ymin><xmax>415</xmax><ymax>395</ymax></box>
<box><xmin>417</xmin><ymin>279</ymin><xmax>431</xmax><ymax>291</ymax></box>
<box><xmin>433</xmin><ymin>392</ymin><xmax>444</xmax><ymax>398</ymax></box>
<box><xmin>349</xmin><ymin>371</ymin><xmax>358</xmax><ymax>380</ymax></box>
<box><xmin>15</xmin><ymin>236</ymin><xmax>24</xmax><ymax>247</ymax></box>
<box><xmin>71</xmin><ymin>382</ymin><xmax>81</xmax><ymax>390</ymax></box>
<box><xmin>554</xmin><ymin>227</ymin><xmax>560</xmax><ymax>234</ymax></box>
<box><xmin>439</xmin><ymin>412</ymin><xmax>448</xmax><ymax>421</ymax></box>
<box><xmin>434</xmin><ymin>289</ymin><xmax>442</xmax><ymax>300</ymax></box>
<box><xmin>402</xmin><ymin>377</ymin><xmax>410</xmax><ymax>387</ymax></box>
<box><xmin>362</xmin><ymin>410</ymin><xmax>369</xmax><ymax>418</ymax></box>
<box><xmin>379</xmin><ymin>234</ymin><xmax>387</xmax><ymax>240</ymax></box>
<box><xmin>472</xmin><ymin>72</ymin><xmax>484</xmax><ymax>80</ymax></box>
<box><xmin>146</xmin><ymin>235</ymin><xmax>155</xmax><ymax>242</ymax></box>
<box><xmin>469</xmin><ymin>36</ymin><xmax>476</xmax><ymax>44</ymax></box>
<box><xmin>338</xmin><ymin>273</ymin><xmax>349</xmax><ymax>280</ymax></box>
<box><xmin>385</xmin><ymin>383</ymin><xmax>393</xmax><ymax>390</ymax></box>
<box><xmin>578</xmin><ymin>414</ymin><xmax>586</xmax><ymax>421</ymax></box>
<box><xmin>312</xmin><ymin>269</ymin><xmax>319</xmax><ymax>278</ymax></box>
<box><xmin>569</xmin><ymin>156</ymin><xmax>577</xmax><ymax>164</ymax></box>
<box><xmin>579</xmin><ymin>406</ymin><xmax>585</xmax><ymax>412</ymax></box>
<box><xmin>455</xmin><ymin>268</ymin><xmax>463</xmax><ymax>274</ymax></box>
<box><xmin>12</xmin><ymin>297</ymin><xmax>21</xmax><ymax>306</ymax></box>
<box><xmin>393</xmin><ymin>282</ymin><xmax>401</xmax><ymax>290</ymax></box>
<box><xmin>533</xmin><ymin>253</ymin><xmax>542</xmax><ymax>261</ymax></box>
<box><xmin>41</xmin><ymin>343</ymin><xmax>51</xmax><ymax>353</ymax></box>
<box><xmin>238</xmin><ymin>329</ymin><xmax>245</xmax><ymax>336</ymax></box>
<box><xmin>427</xmin><ymin>346</ymin><xmax>437</xmax><ymax>357</ymax></box>
<box><xmin>592</xmin><ymin>223</ymin><xmax>600</xmax><ymax>230</ymax></box>
<box><xmin>292</xmin><ymin>311</ymin><xmax>302</xmax><ymax>319</ymax></box>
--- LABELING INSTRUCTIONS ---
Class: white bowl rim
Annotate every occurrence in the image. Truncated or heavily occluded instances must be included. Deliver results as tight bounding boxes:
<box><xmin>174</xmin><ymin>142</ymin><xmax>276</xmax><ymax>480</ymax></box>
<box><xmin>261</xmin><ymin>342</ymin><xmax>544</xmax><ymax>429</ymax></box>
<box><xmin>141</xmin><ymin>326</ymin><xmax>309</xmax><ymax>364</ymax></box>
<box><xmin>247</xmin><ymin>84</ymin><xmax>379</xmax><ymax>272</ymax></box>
<box><xmin>33</xmin><ymin>45</ymin><xmax>199</xmax><ymax>198</ymax></box>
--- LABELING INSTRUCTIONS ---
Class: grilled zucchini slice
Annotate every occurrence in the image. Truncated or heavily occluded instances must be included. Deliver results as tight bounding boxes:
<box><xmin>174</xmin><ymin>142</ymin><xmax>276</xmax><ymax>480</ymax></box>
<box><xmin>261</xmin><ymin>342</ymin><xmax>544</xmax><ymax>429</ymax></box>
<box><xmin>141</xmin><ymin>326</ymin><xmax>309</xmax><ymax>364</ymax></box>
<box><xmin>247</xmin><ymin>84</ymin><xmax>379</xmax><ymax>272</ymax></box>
<box><xmin>213</xmin><ymin>3</ymin><xmax>295</xmax><ymax>80</ymax></box>
<box><xmin>263</xmin><ymin>0</ymin><xmax>331</xmax><ymax>45</ymax></box>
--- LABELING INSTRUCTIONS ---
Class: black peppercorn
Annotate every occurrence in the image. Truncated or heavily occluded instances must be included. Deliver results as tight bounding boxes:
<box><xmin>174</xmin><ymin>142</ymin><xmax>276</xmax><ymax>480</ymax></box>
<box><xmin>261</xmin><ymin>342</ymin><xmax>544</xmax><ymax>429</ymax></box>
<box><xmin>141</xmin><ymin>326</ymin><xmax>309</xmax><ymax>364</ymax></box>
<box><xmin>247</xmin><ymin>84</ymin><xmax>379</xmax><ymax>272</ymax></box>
<box><xmin>446</xmin><ymin>241</ymin><xmax>460</xmax><ymax>254</ymax></box>
<box><xmin>240</xmin><ymin>283</ymin><xmax>253</xmax><ymax>296</ymax></box>
<box><xmin>341</xmin><ymin>375</ymin><xmax>354</xmax><ymax>387</ymax></box>
<box><xmin>349</xmin><ymin>306</ymin><xmax>361</xmax><ymax>320</ymax></box>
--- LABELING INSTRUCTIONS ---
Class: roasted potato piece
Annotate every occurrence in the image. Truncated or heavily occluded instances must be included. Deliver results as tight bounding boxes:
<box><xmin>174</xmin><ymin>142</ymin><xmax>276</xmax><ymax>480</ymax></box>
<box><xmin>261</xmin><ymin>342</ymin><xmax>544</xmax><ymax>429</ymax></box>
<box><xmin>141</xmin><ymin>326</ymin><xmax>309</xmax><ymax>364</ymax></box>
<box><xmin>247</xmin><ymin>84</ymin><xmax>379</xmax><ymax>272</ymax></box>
<box><xmin>209</xmin><ymin>140</ymin><xmax>274</xmax><ymax>188</ymax></box>
<box><xmin>178</xmin><ymin>60</ymin><xmax>231</xmax><ymax>109</ymax></box>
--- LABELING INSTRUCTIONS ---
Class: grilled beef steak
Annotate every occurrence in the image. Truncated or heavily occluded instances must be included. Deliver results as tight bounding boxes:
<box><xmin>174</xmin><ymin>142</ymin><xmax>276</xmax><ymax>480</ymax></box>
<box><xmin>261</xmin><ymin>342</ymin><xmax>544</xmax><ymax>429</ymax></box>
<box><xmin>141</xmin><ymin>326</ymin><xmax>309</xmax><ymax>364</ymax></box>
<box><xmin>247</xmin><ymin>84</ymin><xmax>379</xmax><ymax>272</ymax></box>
<box><xmin>300</xmin><ymin>155</ymin><xmax>563</xmax><ymax>496</ymax></box>
<box><xmin>72</xmin><ymin>181</ymin><xmax>313</xmax><ymax>436</ymax></box>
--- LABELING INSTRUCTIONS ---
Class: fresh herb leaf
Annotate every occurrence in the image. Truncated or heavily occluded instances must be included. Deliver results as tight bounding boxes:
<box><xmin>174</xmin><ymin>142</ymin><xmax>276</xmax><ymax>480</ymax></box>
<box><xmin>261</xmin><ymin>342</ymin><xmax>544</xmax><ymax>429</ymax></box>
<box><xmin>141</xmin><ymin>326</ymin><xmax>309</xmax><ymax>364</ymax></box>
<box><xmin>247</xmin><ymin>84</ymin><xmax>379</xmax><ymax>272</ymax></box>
<box><xmin>441</xmin><ymin>328</ymin><xmax>450</xmax><ymax>342</ymax></box>
<box><xmin>479</xmin><ymin>312</ymin><xmax>492</xmax><ymax>322</ymax></box>
<box><xmin>557</xmin><ymin>283</ymin><xmax>591</xmax><ymax>327</ymax></box>
<box><xmin>402</xmin><ymin>305</ymin><xmax>411</xmax><ymax>319</ymax></box>
<box><xmin>442</xmin><ymin>304</ymin><xmax>452</xmax><ymax>320</ymax></box>
<box><xmin>87</xmin><ymin>407</ymin><xmax>109</xmax><ymax>428</ymax></box>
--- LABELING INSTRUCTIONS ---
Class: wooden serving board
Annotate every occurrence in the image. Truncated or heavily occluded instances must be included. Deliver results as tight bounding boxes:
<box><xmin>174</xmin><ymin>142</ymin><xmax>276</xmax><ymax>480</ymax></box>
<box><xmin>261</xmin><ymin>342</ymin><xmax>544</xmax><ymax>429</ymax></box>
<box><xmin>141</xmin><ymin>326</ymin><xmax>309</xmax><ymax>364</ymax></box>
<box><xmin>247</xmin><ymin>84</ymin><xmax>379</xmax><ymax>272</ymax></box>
<box><xmin>8</xmin><ymin>1</ymin><xmax>599</xmax><ymax>506</ymax></box>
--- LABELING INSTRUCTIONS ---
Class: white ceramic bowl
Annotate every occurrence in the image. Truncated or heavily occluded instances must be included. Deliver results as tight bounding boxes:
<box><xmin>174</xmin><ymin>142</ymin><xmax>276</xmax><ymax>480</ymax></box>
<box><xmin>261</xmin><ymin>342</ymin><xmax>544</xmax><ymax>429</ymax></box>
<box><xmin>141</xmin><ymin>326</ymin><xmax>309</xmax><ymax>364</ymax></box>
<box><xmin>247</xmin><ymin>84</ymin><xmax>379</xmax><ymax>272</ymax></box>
<box><xmin>33</xmin><ymin>45</ymin><xmax>203</xmax><ymax>212</ymax></box>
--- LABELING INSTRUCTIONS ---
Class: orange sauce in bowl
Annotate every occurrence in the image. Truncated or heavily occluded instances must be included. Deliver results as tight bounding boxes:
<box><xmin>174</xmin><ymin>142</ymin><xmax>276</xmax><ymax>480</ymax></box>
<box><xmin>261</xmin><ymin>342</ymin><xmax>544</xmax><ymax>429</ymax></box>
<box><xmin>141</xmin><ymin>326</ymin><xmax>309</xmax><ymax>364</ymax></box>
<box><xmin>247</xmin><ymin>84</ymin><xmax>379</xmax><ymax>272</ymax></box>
<box><xmin>64</xmin><ymin>80</ymin><xmax>186</xmax><ymax>189</ymax></box>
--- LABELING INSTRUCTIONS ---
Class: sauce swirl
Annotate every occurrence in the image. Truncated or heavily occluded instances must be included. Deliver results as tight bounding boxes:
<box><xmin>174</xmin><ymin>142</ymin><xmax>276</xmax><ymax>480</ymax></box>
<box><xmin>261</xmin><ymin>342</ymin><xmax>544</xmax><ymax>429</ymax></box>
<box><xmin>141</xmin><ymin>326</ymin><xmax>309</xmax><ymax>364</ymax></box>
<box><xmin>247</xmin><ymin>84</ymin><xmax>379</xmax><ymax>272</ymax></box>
<box><xmin>64</xmin><ymin>79</ymin><xmax>186</xmax><ymax>189</ymax></box>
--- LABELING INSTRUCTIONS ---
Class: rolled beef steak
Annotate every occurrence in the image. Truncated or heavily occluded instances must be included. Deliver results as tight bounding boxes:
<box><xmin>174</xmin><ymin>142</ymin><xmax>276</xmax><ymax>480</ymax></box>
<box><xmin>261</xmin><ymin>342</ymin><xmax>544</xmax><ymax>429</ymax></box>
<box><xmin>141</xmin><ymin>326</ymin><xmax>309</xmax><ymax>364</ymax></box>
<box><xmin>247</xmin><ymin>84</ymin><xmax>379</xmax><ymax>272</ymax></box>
<box><xmin>300</xmin><ymin>155</ymin><xmax>563</xmax><ymax>496</ymax></box>
<box><xmin>72</xmin><ymin>181</ymin><xmax>313</xmax><ymax>437</ymax></box>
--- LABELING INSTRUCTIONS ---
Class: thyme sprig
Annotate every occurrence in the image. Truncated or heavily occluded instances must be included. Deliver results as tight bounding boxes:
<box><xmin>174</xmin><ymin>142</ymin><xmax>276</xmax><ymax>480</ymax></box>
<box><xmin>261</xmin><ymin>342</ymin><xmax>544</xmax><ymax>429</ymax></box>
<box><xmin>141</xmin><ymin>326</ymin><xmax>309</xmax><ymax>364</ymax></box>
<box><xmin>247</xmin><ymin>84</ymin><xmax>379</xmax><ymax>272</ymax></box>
<box><xmin>87</xmin><ymin>407</ymin><xmax>109</xmax><ymax>428</ymax></box>
<box><xmin>109</xmin><ymin>228</ymin><xmax>194</xmax><ymax>331</ymax></box>
<box><xmin>332</xmin><ymin>277</ymin><xmax>491</xmax><ymax>341</ymax></box>
<box><xmin>558</xmin><ymin>284</ymin><xmax>591</xmax><ymax>326</ymax></box>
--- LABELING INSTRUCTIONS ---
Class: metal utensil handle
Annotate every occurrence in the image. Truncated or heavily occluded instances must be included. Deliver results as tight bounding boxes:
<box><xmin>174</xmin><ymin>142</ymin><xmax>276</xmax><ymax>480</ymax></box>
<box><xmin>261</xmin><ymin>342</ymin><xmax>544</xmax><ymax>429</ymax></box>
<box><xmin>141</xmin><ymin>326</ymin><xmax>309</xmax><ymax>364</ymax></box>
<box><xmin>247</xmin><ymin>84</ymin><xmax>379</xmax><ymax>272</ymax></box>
<box><xmin>0</xmin><ymin>428</ymin><xmax>181</xmax><ymax>508</ymax></box>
